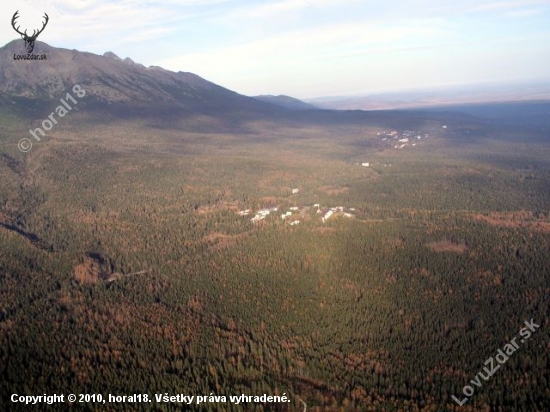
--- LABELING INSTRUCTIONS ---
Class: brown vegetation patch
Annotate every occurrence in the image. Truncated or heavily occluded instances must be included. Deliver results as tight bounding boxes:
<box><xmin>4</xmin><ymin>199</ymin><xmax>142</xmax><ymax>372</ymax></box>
<box><xmin>73</xmin><ymin>257</ymin><xmax>107</xmax><ymax>284</ymax></box>
<box><xmin>386</xmin><ymin>237</ymin><xmax>404</xmax><ymax>248</ymax></box>
<box><xmin>259</xmin><ymin>196</ymin><xmax>279</xmax><ymax>205</ymax></box>
<box><xmin>257</xmin><ymin>171</ymin><xmax>293</xmax><ymax>189</ymax></box>
<box><xmin>0</xmin><ymin>212</ymin><xmax>14</xmax><ymax>226</ymax></box>
<box><xmin>195</xmin><ymin>201</ymin><xmax>239</xmax><ymax>215</ymax></box>
<box><xmin>427</xmin><ymin>240</ymin><xmax>469</xmax><ymax>254</ymax></box>
<box><xmin>471</xmin><ymin>211</ymin><xmax>550</xmax><ymax>232</ymax></box>
<box><xmin>310</xmin><ymin>227</ymin><xmax>336</xmax><ymax>234</ymax></box>
<box><xmin>116</xmin><ymin>165</ymin><xmax>140</xmax><ymax>174</ymax></box>
<box><xmin>317</xmin><ymin>185</ymin><xmax>349</xmax><ymax>196</ymax></box>
<box><xmin>202</xmin><ymin>231</ymin><xmax>248</xmax><ymax>251</ymax></box>
<box><xmin>72</xmin><ymin>210</ymin><xmax>97</xmax><ymax>224</ymax></box>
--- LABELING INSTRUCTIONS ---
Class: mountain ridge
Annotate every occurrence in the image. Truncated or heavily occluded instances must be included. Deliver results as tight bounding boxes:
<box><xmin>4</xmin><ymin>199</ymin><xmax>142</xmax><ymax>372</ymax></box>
<box><xmin>0</xmin><ymin>40</ymin><xmax>283</xmax><ymax>115</ymax></box>
<box><xmin>253</xmin><ymin>94</ymin><xmax>318</xmax><ymax>110</ymax></box>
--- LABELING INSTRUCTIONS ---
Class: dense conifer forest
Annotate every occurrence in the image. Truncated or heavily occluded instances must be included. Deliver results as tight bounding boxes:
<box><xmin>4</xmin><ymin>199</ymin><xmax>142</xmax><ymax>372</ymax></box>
<box><xmin>0</xmin><ymin>104</ymin><xmax>549</xmax><ymax>411</ymax></box>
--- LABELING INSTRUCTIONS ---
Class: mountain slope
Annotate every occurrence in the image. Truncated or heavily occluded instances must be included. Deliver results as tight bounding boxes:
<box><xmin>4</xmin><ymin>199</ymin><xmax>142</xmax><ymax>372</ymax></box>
<box><xmin>0</xmin><ymin>40</ymin><xmax>281</xmax><ymax>114</ymax></box>
<box><xmin>253</xmin><ymin>94</ymin><xmax>318</xmax><ymax>110</ymax></box>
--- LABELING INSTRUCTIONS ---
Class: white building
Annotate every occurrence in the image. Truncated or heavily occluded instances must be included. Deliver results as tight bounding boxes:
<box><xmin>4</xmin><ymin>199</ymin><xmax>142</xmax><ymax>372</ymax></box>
<box><xmin>292</xmin><ymin>188</ymin><xmax>300</xmax><ymax>194</ymax></box>
<box><xmin>322</xmin><ymin>210</ymin><xmax>334</xmax><ymax>223</ymax></box>
<box><xmin>251</xmin><ymin>208</ymin><xmax>274</xmax><ymax>222</ymax></box>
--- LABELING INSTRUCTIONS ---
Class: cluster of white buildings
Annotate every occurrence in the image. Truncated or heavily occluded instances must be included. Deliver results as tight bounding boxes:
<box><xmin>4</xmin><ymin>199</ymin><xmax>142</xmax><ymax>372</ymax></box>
<box><xmin>281</xmin><ymin>210</ymin><xmax>301</xmax><ymax>226</ymax></box>
<box><xmin>320</xmin><ymin>206</ymin><xmax>354</xmax><ymax>223</ymax></box>
<box><xmin>239</xmin><ymin>203</ymin><xmax>357</xmax><ymax>225</ymax></box>
<box><xmin>379</xmin><ymin>129</ymin><xmax>430</xmax><ymax>150</ymax></box>
<box><xmin>250</xmin><ymin>207</ymin><xmax>278</xmax><ymax>223</ymax></box>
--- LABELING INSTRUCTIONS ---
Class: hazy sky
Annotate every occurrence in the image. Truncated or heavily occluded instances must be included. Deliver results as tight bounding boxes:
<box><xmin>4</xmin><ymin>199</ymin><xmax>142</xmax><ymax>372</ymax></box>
<box><xmin>1</xmin><ymin>0</ymin><xmax>549</xmax><ymax>98</ymax></box>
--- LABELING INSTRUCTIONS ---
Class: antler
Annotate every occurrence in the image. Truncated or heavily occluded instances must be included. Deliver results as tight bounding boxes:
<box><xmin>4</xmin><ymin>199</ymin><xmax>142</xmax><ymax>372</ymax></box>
<box><xmin>33</xmin><ymin>13</ymin><xmax>49</xmax><ymax>38</ymax></box>
<box><xmin>11</xmin><ymin>11</ymin><xmax>49</xmax><ymax>39</ymax></box>
<box><xmin>11</xmin><ymin>11</ymin><xmax>26</xmax><ymax>37</ymax></box>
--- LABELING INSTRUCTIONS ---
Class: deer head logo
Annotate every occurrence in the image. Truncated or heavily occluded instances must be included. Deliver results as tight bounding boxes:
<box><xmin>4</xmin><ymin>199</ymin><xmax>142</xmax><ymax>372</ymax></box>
<box><xmin>11</xmin><ymin>11</ymin><xmax>49</xmax><ymax>54</ymax></box>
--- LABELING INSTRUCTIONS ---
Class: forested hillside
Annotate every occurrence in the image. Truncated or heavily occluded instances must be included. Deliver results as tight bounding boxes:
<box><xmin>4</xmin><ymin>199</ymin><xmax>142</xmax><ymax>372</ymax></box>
<box><xmin>0</xmin><ymin>103</ymin><xmax>549</xmax><ymax>411</ymax></box>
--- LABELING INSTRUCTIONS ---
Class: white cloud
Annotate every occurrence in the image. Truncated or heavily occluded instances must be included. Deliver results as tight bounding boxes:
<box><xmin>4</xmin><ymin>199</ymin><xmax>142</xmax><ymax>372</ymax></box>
<box><xmin>470</xmin><ymin>0</ymin><xmax>549</xmax><ymax>12</ymax></box>
<box><xmin>0</xmin><ymin>0</ymin><xmax>230</xmax><ymax>47</ymax></box>
<box><xmin>226</xmin><ymin>0</ymin><xmax>355</xmax><ymax>19</ymax></box>
<box><xmin>156</xmin><ymin>17</ymin><xmax>450</xmax><ymax>97</ymax></box>
<box><xmin>1</xmin><ymin>0</ymin><xmax>548</xmax><ymax>97</ymax></box>
<box><xmin>433</xmin><ymin>0</ymin><xmax>550</xmax><ymax>15</ymax></box>
<box><xmin>505</xmin><ymin>8</ymin><xmax>546</xmax><ymax>17</ymax></box>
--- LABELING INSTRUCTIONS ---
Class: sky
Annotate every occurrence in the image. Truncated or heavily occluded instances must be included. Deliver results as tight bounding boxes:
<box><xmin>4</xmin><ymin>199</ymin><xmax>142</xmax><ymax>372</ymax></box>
<box><xmin>1</xmin><ymin>0</ymin><xmax>549</xmax><ymax>99</ymax></box>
